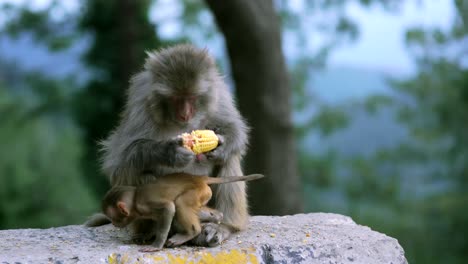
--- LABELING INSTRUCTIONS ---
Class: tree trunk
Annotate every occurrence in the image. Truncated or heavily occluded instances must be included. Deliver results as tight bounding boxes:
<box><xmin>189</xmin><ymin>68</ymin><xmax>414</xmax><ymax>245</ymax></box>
<box><xmin>78</xmin><ymin>0</ymin><xmax>161</xmax><ymax>196</ymax></box>
<box><xmin>205</xmin><ymin>0</ymin><xmax>303</xmax><ymax>215</ymax></box>
<box><xmin>117</xmin><ymin>0</ymin><xmax>138</xmax><ymax>86</ymax></box>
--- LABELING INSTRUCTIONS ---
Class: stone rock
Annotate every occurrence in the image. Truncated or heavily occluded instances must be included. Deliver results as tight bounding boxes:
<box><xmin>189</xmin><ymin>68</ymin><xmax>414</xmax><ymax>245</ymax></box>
<box><xmin>0</xmin><ymin>213</ymin><xmax>407</xmax><ymax>264</ymax></box>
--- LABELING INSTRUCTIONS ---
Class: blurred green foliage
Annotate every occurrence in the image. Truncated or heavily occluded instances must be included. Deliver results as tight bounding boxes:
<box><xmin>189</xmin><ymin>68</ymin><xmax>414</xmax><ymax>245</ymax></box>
<box><xmin>0</xmin><ymin>77</ymin><xmax>97</xmax><ymax>228</ymax></box>
<box><xmin>389</xmin><ymin>5</ymin><xmax>468</xmax><ymax>258</ymax></box>
<box><xmin>298</xmin><ymin>1</ymin><xmax>468</xmax><ymax>263</ymax></box>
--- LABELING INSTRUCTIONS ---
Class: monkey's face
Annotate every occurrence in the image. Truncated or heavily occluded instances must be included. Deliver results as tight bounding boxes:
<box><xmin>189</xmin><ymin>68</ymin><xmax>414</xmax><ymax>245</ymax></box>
<box><xmin>105</xmin><ymin>206</ymin><xmax>134</xmax><ymax>228</ymax></box>
<box><xmin>149</xmin><ymin>88</ymin><xmax>214</xmax><ymax>127</ymax></box>
<box><xmin>144</xmin><ymin>45</ymin><xmax>218</xmax><ymax>127</ymax></box>
<box><xmin>170</xmin><ymin>91</ymin><xmax>213</xmax><ymax>125</ymax></box>
<box><xmin>170</xmin><ymin>95</ymin><xmax>197</xmax><ymax>123</ymax></box>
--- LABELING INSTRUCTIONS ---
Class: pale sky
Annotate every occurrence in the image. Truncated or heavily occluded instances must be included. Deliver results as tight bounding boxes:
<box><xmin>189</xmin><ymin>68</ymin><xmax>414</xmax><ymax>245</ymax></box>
<box><xmin>0</xmin><ymin>0</ymin><xmax>455</xmax><ymax>75</ymax></box>
<box><xmin>151</xmin><ymin>0</ymin><xmax>455</xmax><ymax>74</ymax></box>
<box><xmin>329</xmin><ymin>0</ymin><xmax>454</xmax><ymax>74</ymax></box>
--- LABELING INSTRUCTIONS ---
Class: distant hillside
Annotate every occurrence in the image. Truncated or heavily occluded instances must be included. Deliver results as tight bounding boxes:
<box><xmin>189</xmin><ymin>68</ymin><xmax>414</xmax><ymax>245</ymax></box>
<box><xmin>310</xmin><ymin>66</ymin><xmax>395</xmax><ymax>103</ymax></box>
<box><xmin>0</xmin><ymin>34</ymin><xmax>89</xmax><ymax>82</ymax></box>
<box><xmin>304</xmin><ymin>66</ymin><xmax>408</xmax><ymax>157</ymax></box>
<box><xmin>1</xmin><ymin>35</ymin><xmax>407</xmax><ymax>157</ymax></box>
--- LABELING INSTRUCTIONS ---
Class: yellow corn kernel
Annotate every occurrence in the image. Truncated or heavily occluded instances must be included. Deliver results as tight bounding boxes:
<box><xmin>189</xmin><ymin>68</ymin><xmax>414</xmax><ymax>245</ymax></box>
<box><xmin>180</xmin><ymin>130</ymin><xmax>219</xmax><ymax>154</ymax></box>
<box><xmin>191</xmin><ymin>130</ymin><xmax>219</xmax><ymax>154</ymax></box>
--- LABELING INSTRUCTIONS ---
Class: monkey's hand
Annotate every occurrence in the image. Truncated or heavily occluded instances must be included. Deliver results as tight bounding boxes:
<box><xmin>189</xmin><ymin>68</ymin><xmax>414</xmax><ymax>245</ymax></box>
<box><xmin>205</xmin><ymin>135</ymin><xmax>227</xmax><ymax>164</ymax></box>
<box><xmin>165</xmin><ymin>138</ymin><xmax>195</xmax><ymax>168</ymax></box>
<box><xmin>191</xmin><ymin>222</ymin><xmax>233</xmax><ymax>247</ymax></box>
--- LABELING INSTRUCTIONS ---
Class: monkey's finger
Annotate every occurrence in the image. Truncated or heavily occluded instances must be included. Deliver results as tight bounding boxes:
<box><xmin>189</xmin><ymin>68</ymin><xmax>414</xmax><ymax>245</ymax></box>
<box><xmin>205</xmin><ymin>231</ymin><xmax>215</xmax><ymax>242</ymax></box>
<box><xmin>205</xmin><ymin>148</ymin><xmax>226</xmax><ymax>164</ymax></box>
<box><xmin>171</xmin><ymin>146</ymin><xmax>195</xmax><ymax>168</ymax></box>
<box><xmin>216</xmin><ymin>134</ymin><xmax>225</xmax><ymax>145</ymax></box>
<box><xmin>202</xmin><ymin>223</ymin><xmax>218</xmax><ymax>243</ymax></box>
<box><xmin>196</xmin><ymin>154</ymin><xmax>207</xmax><ymax>162</ymax></box>
<box><xmin>139</xmin><ymin>247</ymin><xmax>162</xmax><ymax>252</ymax></box>
<box><xmin>177</xmin><ymin>146</ymin><xmax>196</xmax><ymax>159</ymax></box>
<box><xmin>174</xmin><ymin>136</ymin><xmax>185</xmax><ymax>146</ymax></box>
<box><xmin>199</xmin><ymin>223</ymin><xmax>231</xmax><ymax>247</ymax></box>
<box><xmin>165</xmin><ymin>239</ymin><xmax>178</xmax><ymax>248</ymax></box>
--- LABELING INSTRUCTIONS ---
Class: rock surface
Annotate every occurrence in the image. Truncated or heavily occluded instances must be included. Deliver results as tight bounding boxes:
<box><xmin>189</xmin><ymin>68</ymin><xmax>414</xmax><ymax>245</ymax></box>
<box><xmin>0</xmin><ymin>213</ymin><xmax>407</xmax><ymax>264</ymax></box>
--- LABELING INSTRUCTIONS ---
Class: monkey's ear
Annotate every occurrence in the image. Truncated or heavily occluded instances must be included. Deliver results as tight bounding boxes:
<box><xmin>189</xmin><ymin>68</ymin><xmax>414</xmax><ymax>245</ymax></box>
<box><xmin>117</xmin><ymin>201</ymin><xmax>130</xmax><ymax>216</ymax></box>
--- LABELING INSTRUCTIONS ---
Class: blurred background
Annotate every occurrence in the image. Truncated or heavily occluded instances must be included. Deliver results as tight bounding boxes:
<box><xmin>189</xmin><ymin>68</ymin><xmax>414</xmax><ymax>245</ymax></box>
<box><xmin>0</xmin><ymin>0</ymin><xmax>466</xmax><ymax>263</ymax></box>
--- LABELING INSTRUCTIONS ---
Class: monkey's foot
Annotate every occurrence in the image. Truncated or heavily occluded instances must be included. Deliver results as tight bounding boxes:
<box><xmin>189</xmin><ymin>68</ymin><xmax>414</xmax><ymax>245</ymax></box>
<box><xmin>199</xmin><ymin>210</ymin><xmax>223</xmax><ymax>223</ymax></box>
<box><xmin>191</xmin><ymin>223</ymin><xmax>231</xmax><ymax>247</ymax></box>
<box><xmin>138</xmin><ymin>246</ymin><xmax>162</xmax><ymax>253</ymax></box>
<box><xmin>166</xmin><ymin>234</ymin><xmax>194</xmax><ymax>247</ymax></box>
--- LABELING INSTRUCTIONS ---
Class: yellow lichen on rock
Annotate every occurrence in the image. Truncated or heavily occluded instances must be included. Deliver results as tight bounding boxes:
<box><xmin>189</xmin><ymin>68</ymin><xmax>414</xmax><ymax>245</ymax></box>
<box><xmin>133</xmin><ymin>249</ymin><xmax>259</xmax><ymax>264</ymax></box>
<box><xmin>107</xmin><ymin>253</ymin><xmax>129</xmax><ymax>264</ymax></box>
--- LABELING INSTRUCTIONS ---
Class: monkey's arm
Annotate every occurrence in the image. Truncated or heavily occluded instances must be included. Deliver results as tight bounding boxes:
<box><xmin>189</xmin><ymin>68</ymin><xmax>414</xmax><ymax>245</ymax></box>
<box><xmin>205</xmin><ymin>109</ymin><xmax>249</xmax><ymax>164</ymax></box>
<box><xmin>124</xmin><ymin>138</ymin><xmax>194</xmax><ymax>168</ymax></box>
<box><xmin>109</xmin><ymin>138</ymin><xmax>194</xmax><ymax>184</ymax></box>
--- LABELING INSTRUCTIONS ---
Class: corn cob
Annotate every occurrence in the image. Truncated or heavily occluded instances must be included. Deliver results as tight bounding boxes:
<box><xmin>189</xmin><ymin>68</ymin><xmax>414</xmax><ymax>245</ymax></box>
<box><xmin>180</xmin><ymin>130</ymin><xmax>219</xmax><ymax>154</ymax></box>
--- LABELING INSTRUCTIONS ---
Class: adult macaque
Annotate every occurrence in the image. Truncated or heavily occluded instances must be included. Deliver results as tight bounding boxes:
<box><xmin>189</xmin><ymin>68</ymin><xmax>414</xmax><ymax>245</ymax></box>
<box><xmin>102</xmin><ymin>173</ymin><xmax>264</xmax><ymax>250</ymax></box>
<box><xmin>96</xmin><ymin>44</ymin><xmax>250</xmax><ymax>246</ymax></box>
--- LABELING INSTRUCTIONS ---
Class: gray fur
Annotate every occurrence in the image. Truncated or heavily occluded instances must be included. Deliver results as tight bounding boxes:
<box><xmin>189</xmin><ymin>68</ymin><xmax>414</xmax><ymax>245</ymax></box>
<box><xmin>99</xmin><ymin>44</ymin><xmax>250</xmax><ymax>246</ymax></box>
<box><xmin>84</xmin><ymin>213</ymin><xmax>110</xmax><ymax>227</ymax></box>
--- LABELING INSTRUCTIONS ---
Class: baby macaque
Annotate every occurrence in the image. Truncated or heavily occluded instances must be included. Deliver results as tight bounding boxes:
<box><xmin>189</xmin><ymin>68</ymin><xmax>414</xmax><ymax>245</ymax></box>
<box><xmin>102</xmin><ymin>173</ymin><xmax>264</xmax><ymax>249</ymax></box>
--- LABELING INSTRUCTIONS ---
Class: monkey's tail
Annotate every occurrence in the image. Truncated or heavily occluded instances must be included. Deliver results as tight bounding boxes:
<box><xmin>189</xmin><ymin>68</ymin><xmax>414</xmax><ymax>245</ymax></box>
<box><xmin>84</xmin><ymin>213</ymin><xmax>111</xmax><ymax>227</ymax></box>
<box><xmin>205</xmin><ymin>174</ymin><xmax>264</xmax><ymax>185</ymax></box>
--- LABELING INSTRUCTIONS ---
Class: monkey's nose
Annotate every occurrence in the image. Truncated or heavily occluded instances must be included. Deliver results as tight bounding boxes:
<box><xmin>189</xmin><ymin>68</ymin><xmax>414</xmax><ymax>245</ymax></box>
<box><xmin>178</xmin><ymin>114</ymin><xmax>190</xmax><ymax>122</ymax></box>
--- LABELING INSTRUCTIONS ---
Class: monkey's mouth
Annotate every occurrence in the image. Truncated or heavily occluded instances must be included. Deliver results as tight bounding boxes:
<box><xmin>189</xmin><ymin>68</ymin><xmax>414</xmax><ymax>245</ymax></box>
<box><xmin>112</xmin><ymin>222</ymin><xmax>127</xmax><ymax>228</ymax></box>
<box><xmin>174</xmin><ymin>117</ymin><xmax>193</xmax><ymax>125</ymax></box>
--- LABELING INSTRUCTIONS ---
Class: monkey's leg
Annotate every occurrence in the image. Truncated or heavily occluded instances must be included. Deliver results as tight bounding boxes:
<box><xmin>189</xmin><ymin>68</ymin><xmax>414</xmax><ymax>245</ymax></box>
<box><xmin>196</xmin><ymin>187</ymin><xmax>222</xmax><ymax>223</ymax></box>
<box><xmin>166</xmin><ymin>189</ymin><xmax>208</xmax><ymax>247</ymax></box>
<box><xmin>193</xmin><ymin>158</ymin><xmax>249</xmax><ymax>247</ymax></box>
<box><xmin>151</xmin><ymin>202</ymin><xmax>176</xmax><ymax>249</ymax></box>
<box><xmin>138</xmin><ymin>201</ymin><xmax>176</xmax><ymax>252</ymax></box>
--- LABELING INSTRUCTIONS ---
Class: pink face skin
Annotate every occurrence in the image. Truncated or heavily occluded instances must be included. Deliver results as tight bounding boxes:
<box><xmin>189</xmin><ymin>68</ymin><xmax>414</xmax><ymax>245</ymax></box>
<box><xmin>171</xmin><ymin>96</ymin><xmax>196</xmax><ymax>123</ymax></box>
<box><xmin>105</xmin><ymin>204</ymin><xmax>134</xmax><ymax>228</ymax></box>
